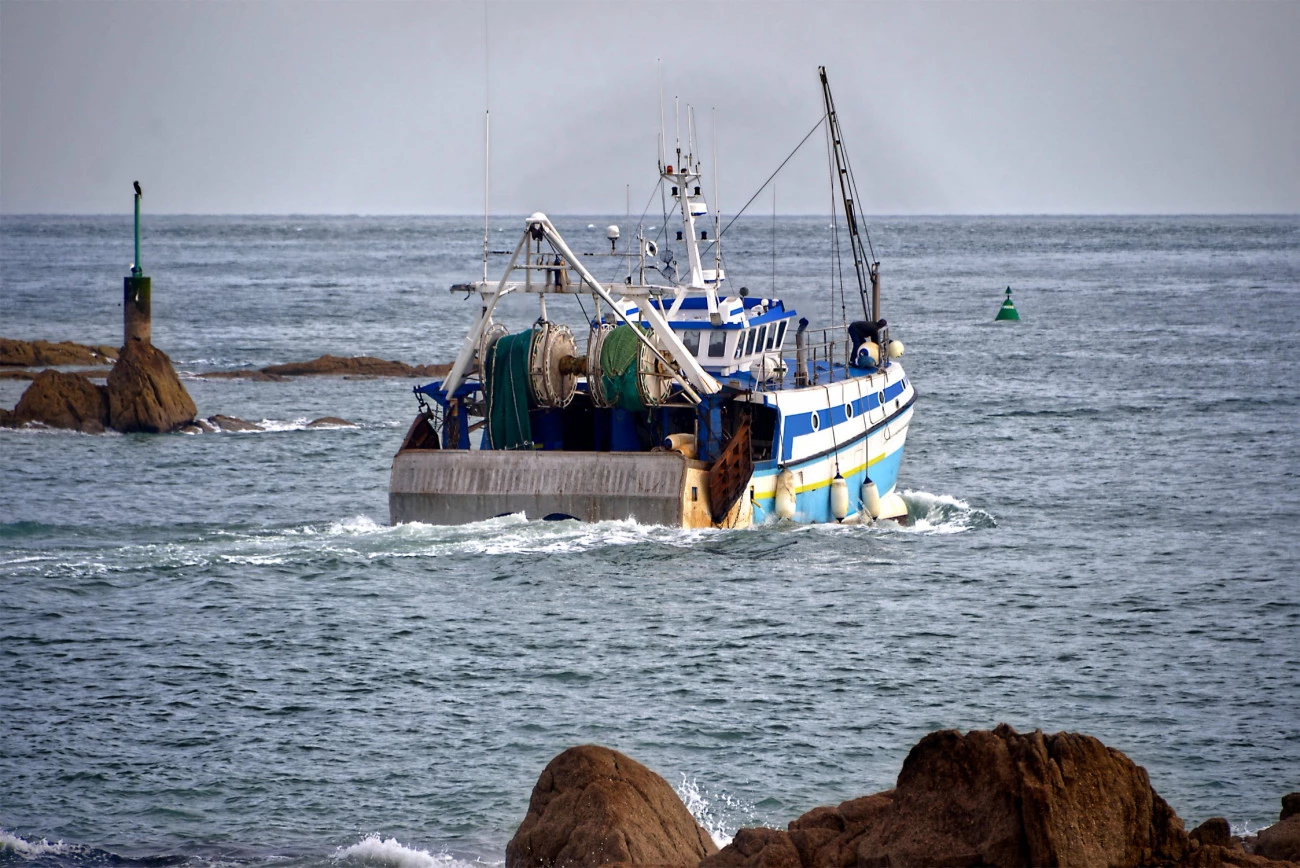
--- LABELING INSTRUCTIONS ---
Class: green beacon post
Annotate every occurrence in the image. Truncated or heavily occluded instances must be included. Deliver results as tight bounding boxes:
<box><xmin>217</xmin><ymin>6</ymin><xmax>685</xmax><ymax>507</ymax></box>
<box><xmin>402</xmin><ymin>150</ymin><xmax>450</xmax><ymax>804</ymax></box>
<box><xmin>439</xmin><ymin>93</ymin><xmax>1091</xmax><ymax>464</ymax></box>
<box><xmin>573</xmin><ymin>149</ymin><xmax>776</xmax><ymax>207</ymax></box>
<box><xmin>124</xmin><ymin>181</ymin><xmax>152</xmax><ymax>345</ymax></box>
<box><xmin>995</xmin><ymin>285</ymin><xmax>1020</xmax><ymax>322</ymax></box>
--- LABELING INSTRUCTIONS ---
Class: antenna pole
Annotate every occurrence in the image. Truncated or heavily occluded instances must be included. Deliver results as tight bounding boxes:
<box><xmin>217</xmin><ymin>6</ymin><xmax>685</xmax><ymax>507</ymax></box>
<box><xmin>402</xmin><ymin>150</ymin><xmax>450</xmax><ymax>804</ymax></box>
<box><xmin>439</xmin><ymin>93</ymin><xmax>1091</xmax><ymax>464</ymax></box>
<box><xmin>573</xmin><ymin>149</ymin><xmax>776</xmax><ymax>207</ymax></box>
<box><xmin>712</xmin><ymin>107</ymin><xmax>721</xmax><ymax>280</ymax></box>
<box><xmin>482</xmin><ymin>5</ymin><xmax>491</xmax><ymax>284</ymax></box>
<box><xmin>657</xmin><ymin>60</ymin><xmax>665</xmax><ymax>171</ymax></box>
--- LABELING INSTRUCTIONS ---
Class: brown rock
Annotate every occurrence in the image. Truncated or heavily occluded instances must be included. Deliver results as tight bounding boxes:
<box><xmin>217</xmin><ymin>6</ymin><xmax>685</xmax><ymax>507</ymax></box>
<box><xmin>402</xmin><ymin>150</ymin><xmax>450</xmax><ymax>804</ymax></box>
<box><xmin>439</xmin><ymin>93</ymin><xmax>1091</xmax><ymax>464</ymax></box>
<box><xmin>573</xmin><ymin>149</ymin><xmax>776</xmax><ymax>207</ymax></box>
<box><xmin>1191</xmin><ymin>817</ymin><xmax>1233</xmax><ymax>848</ymax></box>
<box><xmin>306</xmin><ymin>416</ymin><xmax>355</xmax><ymax>428</ymax></box>
<box><xmin>846</xmin><ymin>724</ymin><xmax>1190</xmax><ymax>867</ymax></box>
<box><xmin>1283</xmin><ymin>794</ymin><xmax>1300</xmax><ymax>823</ymax></box>
<box><xmin>0</xmin><ymin>337</ymin><xmax>117</xmax><ymax>367</ymax></box>
<box><xmin>786</xmin><ymin>793</ymin><xmax>894</xmax><ymax>868</ymax></box>
<box><xmin>505</xmin><ymin>745</ymin><xmax>718</xmax><ymax>868</ymax></box>
<box><xmin>11</xmin><ymin>369</ymin><xmax>109</xmax><ymax>433</ymax></box>
<box><xmin>1256</xmin><ymin>815</ymin><xmax>1300</xmax><ymax>862</ymax></box>
<box><xmin>106</xmin><ymin>341</ymin><xmax>197</xmax><ymax>433</ymax></box>
<box><xmin>258</xmin><ymin>354</ymin><xmax>450</xmax><ymax>378</ymax></box>
<box><xmin>699</xmin><ymin>828</ymin><xmax>800</xmax><ymax>868</ymax></box>
<box><xmin>208</xmin><ymin>414</ymin><xmax>264</xmax><ymax>432</ymax></box>
<box><xmin>713</xmin><ymin>725</ymin><xmax>1204</xmax><ymax>868</ymax></box>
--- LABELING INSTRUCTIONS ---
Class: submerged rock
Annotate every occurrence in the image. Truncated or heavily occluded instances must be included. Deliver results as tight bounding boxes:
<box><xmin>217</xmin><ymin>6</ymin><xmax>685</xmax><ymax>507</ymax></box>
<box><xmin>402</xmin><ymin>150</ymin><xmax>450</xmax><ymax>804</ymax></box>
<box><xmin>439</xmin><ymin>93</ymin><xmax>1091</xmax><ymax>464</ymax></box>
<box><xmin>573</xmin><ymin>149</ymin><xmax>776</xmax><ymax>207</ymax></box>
<box><xmin>259</xmin><ymin>354</ymin><xmax>450</xmax><ymax>378</ymax></box>
<box><xmin>106</xmin><ymin>341</ymin><xmax>197</xmax><ymax>433</ymax></box>
<box><xmin>208</xmin><ymin>414</ymin><xmax>264</xmax><ymax>432</ymax></box>
<box><xmin>506</xmin><ymin>744</ymin><xmax>718</xmax><ymax>868</ymax></box>
<box><xmin>306</xmin><ymin>416</ymin><xmax>355</xmax><ymax>428</ymax></box>
<box><xmin>10</xmin><ymin>369</ymin><xmax>109</xmax><ymax>433</ymax></box>
<box><xmin>196</xmin><ymin>369</ymin><xmax>287</xmax><ymax>382</ymax></box>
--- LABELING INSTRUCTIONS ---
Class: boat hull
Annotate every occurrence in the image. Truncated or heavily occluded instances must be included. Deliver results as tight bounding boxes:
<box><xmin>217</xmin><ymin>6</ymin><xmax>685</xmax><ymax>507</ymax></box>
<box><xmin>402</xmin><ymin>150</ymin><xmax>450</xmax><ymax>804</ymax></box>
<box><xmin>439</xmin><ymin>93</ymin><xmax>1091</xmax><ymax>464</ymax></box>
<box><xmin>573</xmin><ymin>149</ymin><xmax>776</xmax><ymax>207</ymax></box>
<box><xmin>389</xmin><ymin>449</ymin><xmax>750</xmax><ymax>528</ymax></box>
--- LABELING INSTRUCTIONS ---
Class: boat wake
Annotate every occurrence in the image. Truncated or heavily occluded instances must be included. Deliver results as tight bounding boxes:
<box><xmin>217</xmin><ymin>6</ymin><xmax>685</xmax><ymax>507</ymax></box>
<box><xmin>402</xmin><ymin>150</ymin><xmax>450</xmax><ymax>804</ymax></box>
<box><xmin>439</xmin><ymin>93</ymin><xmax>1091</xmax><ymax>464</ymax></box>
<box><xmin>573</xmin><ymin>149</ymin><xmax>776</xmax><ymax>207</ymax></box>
<box><xmin>896</xmin><ymin>489</ymin><xmax>997</xmax><ymax>534</ymax></box>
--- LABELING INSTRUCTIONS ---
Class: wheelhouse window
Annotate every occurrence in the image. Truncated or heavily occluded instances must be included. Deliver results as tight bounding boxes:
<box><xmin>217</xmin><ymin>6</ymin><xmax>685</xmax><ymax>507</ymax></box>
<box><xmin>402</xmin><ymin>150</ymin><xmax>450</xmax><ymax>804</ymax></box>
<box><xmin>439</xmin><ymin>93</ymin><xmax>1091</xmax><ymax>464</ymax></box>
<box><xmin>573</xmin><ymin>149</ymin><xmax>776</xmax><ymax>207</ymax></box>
<box><xmin>744</xmin><ymin>327</ymin><xmax>758</xmax><ymax>356</ymax></box>
<box><xmin>681</xmin><ymin>329</ymin><xmax>701</xmax><ymax>356</ymax></box>
<box><xmin>755</xmin><ymin>325</ymin><xmax>768</xmax><ymax>354</ymax></box>
<box><xmin>773</xmin><ymin>320</ymin><xmax>787</xmax><ymax>350</ymax></box>
<box><xmin>708</xmin><ymin>330</ymin><xmax>728</xmax><ymax>358</ymax></box>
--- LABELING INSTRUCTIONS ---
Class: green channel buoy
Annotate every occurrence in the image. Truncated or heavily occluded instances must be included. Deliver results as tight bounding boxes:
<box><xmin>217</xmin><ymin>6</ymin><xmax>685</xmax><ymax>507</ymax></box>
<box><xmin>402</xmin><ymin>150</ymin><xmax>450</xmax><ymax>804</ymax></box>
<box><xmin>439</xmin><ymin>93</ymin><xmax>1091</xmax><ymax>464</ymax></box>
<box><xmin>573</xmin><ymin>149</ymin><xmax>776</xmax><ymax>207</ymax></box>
<box><xmin>995</xmin><ymin>285</ymin><xmax>1020</xmax><ymax>321</ymax></box>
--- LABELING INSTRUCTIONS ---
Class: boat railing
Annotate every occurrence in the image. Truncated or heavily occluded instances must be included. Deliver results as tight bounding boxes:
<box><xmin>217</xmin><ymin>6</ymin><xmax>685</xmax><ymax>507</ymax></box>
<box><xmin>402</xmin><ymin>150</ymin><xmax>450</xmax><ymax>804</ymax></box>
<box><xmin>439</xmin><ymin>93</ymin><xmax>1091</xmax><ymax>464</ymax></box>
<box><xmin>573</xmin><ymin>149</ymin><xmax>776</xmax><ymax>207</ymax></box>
<box><xmin>747</xmin><ymin>323</ymin><xmax>857</xmax><ymax>392</ymax></box>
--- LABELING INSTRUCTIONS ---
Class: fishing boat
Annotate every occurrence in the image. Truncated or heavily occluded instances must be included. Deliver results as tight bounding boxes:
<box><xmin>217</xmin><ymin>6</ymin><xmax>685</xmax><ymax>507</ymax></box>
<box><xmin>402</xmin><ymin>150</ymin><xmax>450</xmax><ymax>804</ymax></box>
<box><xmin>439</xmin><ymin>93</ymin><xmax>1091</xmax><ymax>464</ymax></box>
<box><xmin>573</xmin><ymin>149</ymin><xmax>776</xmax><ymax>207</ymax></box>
<box><xmin>389</xmin><ymin>67</ymin><xmax>916</xmax><ymax>528</ymax></box>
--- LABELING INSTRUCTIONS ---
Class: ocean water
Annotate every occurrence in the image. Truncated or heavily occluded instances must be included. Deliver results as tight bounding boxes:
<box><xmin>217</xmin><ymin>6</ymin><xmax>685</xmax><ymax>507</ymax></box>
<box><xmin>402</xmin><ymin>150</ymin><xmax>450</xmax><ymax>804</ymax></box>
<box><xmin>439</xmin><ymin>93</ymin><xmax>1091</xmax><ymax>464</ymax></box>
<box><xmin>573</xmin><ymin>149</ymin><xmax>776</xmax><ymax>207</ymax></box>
<box><xmin>2</xmin><ymin>214</ymin><xmax>1299</xmax><ymax>867</ymax></box>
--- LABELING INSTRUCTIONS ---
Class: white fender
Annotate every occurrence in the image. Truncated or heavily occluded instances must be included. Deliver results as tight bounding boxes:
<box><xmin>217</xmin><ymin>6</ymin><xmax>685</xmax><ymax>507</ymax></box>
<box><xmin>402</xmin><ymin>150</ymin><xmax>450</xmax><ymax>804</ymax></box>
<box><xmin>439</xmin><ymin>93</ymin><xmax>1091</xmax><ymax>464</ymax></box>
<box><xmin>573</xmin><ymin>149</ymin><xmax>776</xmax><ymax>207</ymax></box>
<box><xmin>862</xmin><ymin>480</ymin><xmax>882</xmax><ymax>520</ymax></box>
<box><xmin>830</xmin><ymin>474</ymin><xmax>850</xmax><ymax>522</ymax></box>
<box><xmin>877</xmin><ymin>491</ymin><xmax>909</xmax><ymax>522</ymax></box>
<box><xmin>775</xmin><ymin>468</ymin><xmax>796</xmax><ymax>520</ymax></box>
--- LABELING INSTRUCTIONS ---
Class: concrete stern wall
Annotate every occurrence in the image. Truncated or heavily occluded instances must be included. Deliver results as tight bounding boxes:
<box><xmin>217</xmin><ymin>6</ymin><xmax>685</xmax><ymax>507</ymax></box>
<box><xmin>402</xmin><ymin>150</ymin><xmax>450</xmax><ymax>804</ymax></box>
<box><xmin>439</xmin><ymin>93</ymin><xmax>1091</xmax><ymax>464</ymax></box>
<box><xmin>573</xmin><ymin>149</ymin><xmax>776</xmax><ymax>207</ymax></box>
<box><xmin>389</xmin><ymin>450</ymin><xmax>691</xmax><ymax>526</ymax></box>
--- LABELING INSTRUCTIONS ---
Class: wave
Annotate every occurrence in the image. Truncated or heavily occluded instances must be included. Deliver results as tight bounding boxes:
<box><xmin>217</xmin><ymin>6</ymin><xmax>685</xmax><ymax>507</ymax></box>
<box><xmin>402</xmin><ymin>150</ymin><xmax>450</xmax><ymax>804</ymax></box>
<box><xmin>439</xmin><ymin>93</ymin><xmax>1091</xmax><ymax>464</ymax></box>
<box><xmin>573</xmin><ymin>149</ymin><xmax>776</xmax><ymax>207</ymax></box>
<box><xmin>1</xmin><ymin>830</ymin><xmax>72</xmax><ymax>859</ymax></box>
<box><xmin>332</xmin><ymin>836</ymin><xmax>490</xmax><ymax>868</ymax></box>
<box><xmin>897</xmin><ymin>489</ymin><xmax>997</xmax><ymax>534</ymax></box>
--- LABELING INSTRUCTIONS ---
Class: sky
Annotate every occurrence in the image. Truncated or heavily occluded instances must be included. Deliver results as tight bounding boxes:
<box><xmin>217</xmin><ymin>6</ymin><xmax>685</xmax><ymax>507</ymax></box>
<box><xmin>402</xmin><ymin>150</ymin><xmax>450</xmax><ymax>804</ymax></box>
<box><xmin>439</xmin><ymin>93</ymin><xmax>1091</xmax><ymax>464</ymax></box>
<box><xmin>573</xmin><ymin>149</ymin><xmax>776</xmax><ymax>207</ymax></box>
<box><xmin>1</xmin><ymin>1</ymin><xmax>1298</xmax><ymax>216</ymax></box>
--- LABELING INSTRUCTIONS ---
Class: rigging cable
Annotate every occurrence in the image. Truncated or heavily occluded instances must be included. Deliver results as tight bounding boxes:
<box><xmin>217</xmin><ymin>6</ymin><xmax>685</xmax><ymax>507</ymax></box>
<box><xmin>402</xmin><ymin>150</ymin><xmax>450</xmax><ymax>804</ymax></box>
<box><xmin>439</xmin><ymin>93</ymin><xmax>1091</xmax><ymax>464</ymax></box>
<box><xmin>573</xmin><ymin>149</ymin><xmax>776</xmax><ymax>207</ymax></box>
<box><xmin>717</xmin><ymin>112</ymin><xmax>827</xmax><ymax>240</ymax></box>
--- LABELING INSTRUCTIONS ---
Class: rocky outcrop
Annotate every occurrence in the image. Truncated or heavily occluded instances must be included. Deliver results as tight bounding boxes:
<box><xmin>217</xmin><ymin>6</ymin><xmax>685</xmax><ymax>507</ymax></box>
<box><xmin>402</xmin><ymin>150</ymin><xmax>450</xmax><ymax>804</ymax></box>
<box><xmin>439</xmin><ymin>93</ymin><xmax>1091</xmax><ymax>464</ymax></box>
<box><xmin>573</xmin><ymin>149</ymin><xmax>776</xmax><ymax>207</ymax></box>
<box><xmin>1190</xmin><ymin>817</ymin><xmax>1233</xmax><ymax>848</ymax></box>
<box><xmin>708</xmin><ymin>723</ymin><xmax>1193</xmax><ymax>867</ymax></box>
<box><xmin>506</xmin><ymin>745</ymin><xmax>718</xmax><ymax>868</ymax></box>
<box><xmin>306</xmin><ymin>416</ymin><xmax>355</xmax><ymax>428</ymax></box>
<box><xmin>259</xmin><ymin>355</ymin><xmax>450</xmax><ymax>378</ymax></box>
<box><xmin>837</xmin><ymin>723</ymin><xmax>1190</xmax><ymax>867</ymax></box>
<box><xmin>105</xmin><ymin>341</ymin><xmax>196</xmax><ymax>433</ymax></box>
<box><xmin>9</xmin><ymin>369</ymin><xmax>109</xmax><ymax>433</ymax></box>
<box><xmin>699</xmin><ymin>828</ymin><xmax>799</xmax><ymax>868</ymax></box>
<box><xmin>0</xmin><ymin>337</ymin><xmax>117</xmax><ymax>367</ymax></box>
<box><xmin>1257</xmin><ymin>804</ymin><xmax>1300</xmax><ymax>862</ymax></box>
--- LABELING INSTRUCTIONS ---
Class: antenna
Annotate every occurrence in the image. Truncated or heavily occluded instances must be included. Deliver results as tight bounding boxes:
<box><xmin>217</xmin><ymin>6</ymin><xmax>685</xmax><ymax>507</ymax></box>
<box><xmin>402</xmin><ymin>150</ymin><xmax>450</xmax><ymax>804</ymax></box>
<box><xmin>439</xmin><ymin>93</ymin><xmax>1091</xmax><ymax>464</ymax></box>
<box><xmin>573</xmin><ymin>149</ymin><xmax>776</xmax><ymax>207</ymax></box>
<box><xmin>674</xmin><ymin>96</ymin><xmax>681</xmax><ymax>163</ymax></box>
<box><xmin>712</xmin><ymin>107</ymin><xmax>721</xmax><ymax>279</ymax></box>
<box><xmin>482</xmin><ymin>2</ymin><xmax>491</xmax><ymax>284</ymax></box>
<box><xmin>657</xmin><ymin>60</ymin><xmax>665</xmax><ymax>171</ymax></box>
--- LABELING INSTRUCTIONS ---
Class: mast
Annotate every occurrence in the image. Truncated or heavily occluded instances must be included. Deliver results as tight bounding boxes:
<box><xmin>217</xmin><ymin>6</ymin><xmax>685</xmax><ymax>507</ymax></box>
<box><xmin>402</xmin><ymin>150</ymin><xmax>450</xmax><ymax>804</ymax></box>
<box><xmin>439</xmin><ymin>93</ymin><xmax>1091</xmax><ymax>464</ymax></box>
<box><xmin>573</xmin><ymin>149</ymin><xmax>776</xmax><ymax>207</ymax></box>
<box><xmin>819</xmin><ymin>65</ymin><xmax>876</xmax><ymax>322</ymax></box>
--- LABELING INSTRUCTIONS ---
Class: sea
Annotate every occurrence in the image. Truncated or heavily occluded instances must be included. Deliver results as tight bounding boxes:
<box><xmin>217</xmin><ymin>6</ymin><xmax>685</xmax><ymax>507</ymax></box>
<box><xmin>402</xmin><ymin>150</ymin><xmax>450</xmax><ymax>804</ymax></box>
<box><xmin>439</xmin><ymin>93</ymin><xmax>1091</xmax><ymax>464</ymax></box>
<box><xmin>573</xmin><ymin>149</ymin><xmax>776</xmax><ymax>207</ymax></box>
<box><xmin>2</xmin><ymin>214</ymin><xmax>1298</xmax><ymax>867</ymax></box>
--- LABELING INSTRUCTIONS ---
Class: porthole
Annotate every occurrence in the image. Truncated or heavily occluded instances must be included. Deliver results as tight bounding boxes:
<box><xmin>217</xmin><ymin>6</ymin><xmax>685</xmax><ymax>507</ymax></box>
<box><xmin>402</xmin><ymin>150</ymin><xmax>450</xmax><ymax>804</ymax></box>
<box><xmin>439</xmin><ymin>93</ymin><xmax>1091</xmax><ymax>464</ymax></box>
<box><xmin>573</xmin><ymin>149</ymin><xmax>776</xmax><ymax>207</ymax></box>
<box><xmin>877</xmin><ymin>390</ymin><xmax>885</xmax><ymax>408</ymax></box>
<box><xmin>844</xmin><ymin>402</ymin><xmax>855</xmax><ymax>419</ymax></box>
<box><xmin>810</xmin><ymin>411</ymin><xmax>821</xmax><ymax>432</ymax></box>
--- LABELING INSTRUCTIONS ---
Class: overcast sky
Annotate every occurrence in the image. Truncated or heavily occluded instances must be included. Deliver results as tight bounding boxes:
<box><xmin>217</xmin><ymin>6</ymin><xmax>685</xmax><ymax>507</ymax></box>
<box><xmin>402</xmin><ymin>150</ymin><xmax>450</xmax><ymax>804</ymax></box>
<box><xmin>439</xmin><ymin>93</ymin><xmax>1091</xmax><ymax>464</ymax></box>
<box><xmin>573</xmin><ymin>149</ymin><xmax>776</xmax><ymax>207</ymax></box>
<box><xmin>2</xmin><ymin>1</ymin><xmax>1297</xmax><ymax>215</ymax></box>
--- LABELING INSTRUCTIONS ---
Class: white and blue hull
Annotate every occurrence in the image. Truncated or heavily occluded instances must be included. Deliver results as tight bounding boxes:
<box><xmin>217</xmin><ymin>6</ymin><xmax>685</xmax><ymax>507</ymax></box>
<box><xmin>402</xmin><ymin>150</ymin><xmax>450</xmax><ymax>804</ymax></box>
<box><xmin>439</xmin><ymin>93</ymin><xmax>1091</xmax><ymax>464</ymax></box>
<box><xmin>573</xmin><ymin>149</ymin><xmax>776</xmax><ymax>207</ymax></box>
<box><xmin>746</xmin><ymin>362</ymin><xmax>915</xmax><ymax>524</ymax></box>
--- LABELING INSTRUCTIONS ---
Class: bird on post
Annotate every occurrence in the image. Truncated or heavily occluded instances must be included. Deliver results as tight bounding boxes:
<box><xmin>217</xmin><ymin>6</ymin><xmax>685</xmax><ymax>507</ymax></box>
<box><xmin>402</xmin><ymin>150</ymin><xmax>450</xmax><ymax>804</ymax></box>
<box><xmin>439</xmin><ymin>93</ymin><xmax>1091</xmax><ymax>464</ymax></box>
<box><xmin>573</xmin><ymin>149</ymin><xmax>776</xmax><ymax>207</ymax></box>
<box><xmin>134</xmin><ymin>180</ymin><xmax>142</xmax><ymax>197</ymax></box>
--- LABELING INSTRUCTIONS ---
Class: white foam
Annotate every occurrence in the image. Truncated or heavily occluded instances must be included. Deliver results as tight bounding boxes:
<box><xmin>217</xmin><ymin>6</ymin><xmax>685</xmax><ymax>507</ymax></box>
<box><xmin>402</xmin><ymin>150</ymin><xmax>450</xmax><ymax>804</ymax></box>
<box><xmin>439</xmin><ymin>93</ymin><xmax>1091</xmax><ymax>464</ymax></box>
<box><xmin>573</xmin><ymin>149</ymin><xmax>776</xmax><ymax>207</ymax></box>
<box><xmin>889</xmin><ymin>489</ymin><xmax>997</xmax><ymax>535</ymax></box>
<box><xmin>0</xmin><ymin>829</ymin><xmax>71</xmax><ymax>857</ymax></box>
<box><xmin>327</xmin><ymin>515</ymin><xmax>386</xmax><ymax>535</ymax></box>
<box><xmin>333</xmin><ymin>835</ymin><xmax>486</xmax><ymax>868</ymax></box>
<box><xmin>677</xmin><ymin>776</ymin><xmax>765</xmax><ymax>850</ymax></box>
